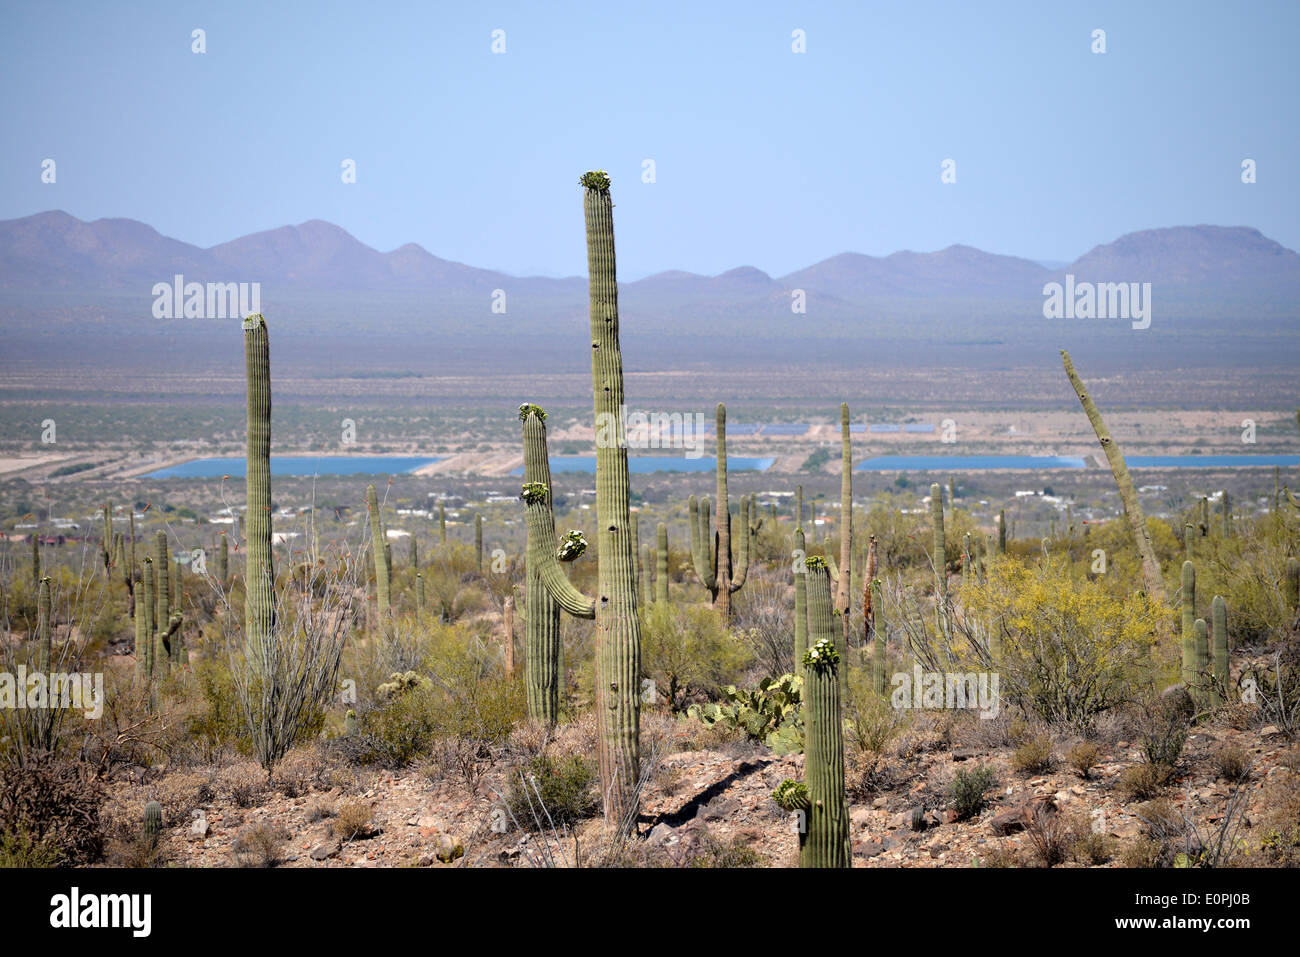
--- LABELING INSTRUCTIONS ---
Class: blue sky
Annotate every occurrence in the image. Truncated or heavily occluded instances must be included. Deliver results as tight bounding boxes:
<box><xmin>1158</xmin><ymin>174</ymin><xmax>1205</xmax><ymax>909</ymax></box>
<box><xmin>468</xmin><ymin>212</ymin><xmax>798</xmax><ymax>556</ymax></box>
<box><xmin>2</xmin><ymin>1</ymin><xmax>1296</xmax><ymax>279</ymax></box>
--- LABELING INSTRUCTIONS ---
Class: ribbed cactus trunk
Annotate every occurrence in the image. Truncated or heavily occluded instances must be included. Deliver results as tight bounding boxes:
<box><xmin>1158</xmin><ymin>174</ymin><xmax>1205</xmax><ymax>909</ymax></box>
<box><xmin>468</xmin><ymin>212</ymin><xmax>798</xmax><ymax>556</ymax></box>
<box><xmin>154</xmin><ymin>530</ymin><xmax>169</xmax><ymax>645</ymax></box>
<box><xmin>30</xmin><ymin>534</ymin><xmax>39</xmax><ymax>585</ymax></box>
<box><xmin>408</xmin><ymin>536</ymin><xmax>418</xmax><ymax>570</ymax></box>
<box><xmin>583</xmin><ymin>171</ymin><xmax>641</xmax><ymax>826</ymax></box>
<box><xmin>655</xmin><ymin>523</ymin><xmax>669</xmax><ymax>604</ymax></box>
<box><xmin>796</xmin><ymin>485</ymin><xmax>803</xmax><ymax>530</ymax></box>
<box><xmin>775</xmin><ymin>560</ymin><xmax>849</xmax><ymax>868</ymax></box>
<box><xmin>101</xmin><ymin>504</ymin><xmax>112</xmax><ymax>571</ymax></box>
<box><xmin>862</xmin><ymin>533</ymin><xmax>877</xmax><ymax>645</ymax></box>
<box><xmin>415</xmin><ymin>573</ymin><xmax>425</xmax><ymax>615</ymax></box>
<box><xmin>835</xmin><ymin>403</ymin><xmax>853</xmax><ymax>650</ymax></box>
<box><xmin>998</xmin><ymin>509</ymin><xmax>1007</xmax><ymax>553</ymax></box>
<box><xmin>639</xmin><ymin>543</ymin><xmax>652</xmax><ymax>608</ymax></box>
<box><xmin>140</xmin><ymin>559</ymin><xmax>155</xmax><ymax>681</ymax></box>
<box><xmin>871</xmin><ymin>578</ymin><xmax>886</xmax><ymax>695</ymax></box>
<box><xmin>522</xmin><ymin>406</ymin><xmax>563</xmax><ymax>725</ymax></box>
<box><xmin>1061</xmin><ymin>351</ymin><xmax>1166</xmax><ymax>605</ymax></box>
<box><xmin>36</xmin><ymin>576</ymin><xmax>52</xmax><ymax>673</ymax></box>
<box><xmin>1181</xmin><ymin>560</ymin><xmax>1197</xmax><ymax>688</ymax></box>
<box><xmin>1220</xmin><ymin>491</ymin><xmax>1232</xmax><ymax>538</ymax></box>
<box><xmin>688</xmin><ymin>408</ymin><xmax>749</xmax><ymax>619</ymax></box>
<box><xmin>439</xmin><ymin>502</ymin><xmax>446</xmax><ymax>545</ymax></box>
<box><xmin>1211</xmin><ymin>595</ymin><xmax>1228</xmax><ymax>707</ymax></box>
<box><xmin>931</xmin><ymin>483</ymin><xmax>947</xmax><ymax>606</ymax></box>
<box><xmin>475</xmin><ymin>513</ymin><xmax>483</xmax><ymax>571</ymax></box>
<box><xmin>714</xmin><ymin>403</ymin><xmax>734</xmax><ymax>619</ymax></box>
<box><xmin>502</xmin><ymin>595</ymin><xmax>515</xmax><ymax>679</ymax></box>
<box><xmin>1192</xmin><ymin>618</ymin><xmax>1209</xmax><ymax>705</ymax></box>
<box><xmin>793</xmin><ymin>527</ymin><xmax>808</xmax><ymax>679</ymax></box>
<box><xmin>217</xmin><ymin>531</ymin><xmax>228</xmax><ymax>585</ymax></box>
<box><xmin>242</xmin><ymin>315</ymin><xmax>276</xmax><ymax>671</ymax></box>
<box><xmin>366</xmin><ymin>484</ymin><xmax>390</xmax><ymax>620</ymax></box>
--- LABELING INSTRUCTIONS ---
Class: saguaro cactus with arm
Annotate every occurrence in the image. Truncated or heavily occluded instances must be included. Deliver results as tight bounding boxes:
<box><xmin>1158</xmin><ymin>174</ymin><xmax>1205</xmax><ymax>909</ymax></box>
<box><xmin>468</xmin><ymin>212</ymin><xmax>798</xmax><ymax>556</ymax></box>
<box><xmin>519</xmin><ymin>173</ymin><xmax>642</xmax><ymax>825</ymax></box>
<box><xmin>687</xmin><ymin>403</ymin><xmax>750</xmax><ymax>619</ymax></box>
<box><xmin>520</xmin><ymin>403</ymin><xmax>565</xmax><ymax>725</ymax></box>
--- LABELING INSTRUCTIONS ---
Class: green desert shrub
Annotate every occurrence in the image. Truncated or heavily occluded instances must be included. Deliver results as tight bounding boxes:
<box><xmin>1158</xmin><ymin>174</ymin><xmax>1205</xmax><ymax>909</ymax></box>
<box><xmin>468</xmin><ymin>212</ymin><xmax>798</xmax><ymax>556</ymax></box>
<box><xmin>947</xmin><ymin>764</ymin><xmax>997</xmax><ymax>820</ymax></box>
<box><xmin>640</xmin><ymin>602</ymin><xmax>751</xmax><ymax>713</ymax></box>
<box><xmin>507</xmin><ymin>754</ymin><xmax>599</xmax><ymax>829</ymax></box>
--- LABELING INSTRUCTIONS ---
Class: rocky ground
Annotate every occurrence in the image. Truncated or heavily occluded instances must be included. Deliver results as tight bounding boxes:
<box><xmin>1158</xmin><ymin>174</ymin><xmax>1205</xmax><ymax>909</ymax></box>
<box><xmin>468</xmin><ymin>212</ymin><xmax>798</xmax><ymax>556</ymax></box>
<box><xmin>102</xmin><ymin>709</ymin><xmax>1297</xmax><ymax>869</ymax></box>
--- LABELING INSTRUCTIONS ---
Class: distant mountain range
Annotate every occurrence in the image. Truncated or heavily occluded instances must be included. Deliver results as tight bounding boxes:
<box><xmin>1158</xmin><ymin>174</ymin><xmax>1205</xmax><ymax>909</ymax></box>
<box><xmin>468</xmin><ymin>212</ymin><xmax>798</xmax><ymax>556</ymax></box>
<box><xmin>2</xmin><ymin>211</ymin><xmax>1297</xmax><ymax>383</ymax></box>
<box><xmin>3</xmin><ymin>210</ymin><xmax>1299</xmax><ymax>306</ymax></box>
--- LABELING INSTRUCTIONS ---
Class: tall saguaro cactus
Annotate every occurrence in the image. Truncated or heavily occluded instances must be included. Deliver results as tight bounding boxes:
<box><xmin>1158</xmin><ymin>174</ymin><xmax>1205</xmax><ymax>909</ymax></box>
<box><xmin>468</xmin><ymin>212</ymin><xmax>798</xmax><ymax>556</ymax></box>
<box><xmin>1061</xmin><ymin>351</ymin><xmax>1166</xmax><ymax>604</ymax></box>
<box><xmin>793</xmin><ymin>527</ymin><xmax>808</xmax><ymax>678</ymax></box>
<box><xmin>520</xmin><ymin>404</ymin><xmax>564</xmax><ymax>725</ymax></box>
<box><xmin>688</xmin><ymin>404</ymin><xmax>750</xmax><ymax>619</ymax></box>
<box><xmin>475</xmin><ymin>513</ymin><xmax>483</xmax><ymax>571</ymax></box>
<box><xmin>834</xmin><ymin>403</ymin><xmax>853</xmax><ymax>649</ymax></box>
<box><xmin>243</xmin><ymin>315</ymin><xmax>276</xmax><ymax>666</ymax></box>
<box><xmin>36</xmin><ymin>576</ymin><xmax>52</xmax><ymax>673</ymax></box>
<box><xmin>930</xmin><ymin>483</ymin><xmax>947</xmax><ymax>603</ymax></box>
<box><xmin>1180</xmin><ymin>561</ymin><xmax>1197</xmax><ymax>689</ymax></box>
<box><xmin>518</xmin><ymin>173</ymin><xmax>642</xmax><ymax>824</ymax></box>
<box><xmin>870</xmin><ymin>578</ymin><xmax>886</xmax><ymax>695</ymax></box>
<box><xmin>366</xmin><ymin>484</ymin><xmax>390</xmax><ymax>619</ymax></box>
<box><xmin>216</xmin><ymin>531</ymin><xmax>228</xmax><ymax>586</ymax></box>
<box><xmin>1211</xmin><ymin>595</ymin><xmax>1228</xmax><ymax>707</ymax></box>
<box><xmin>773</xmin><ymin>559</ymin><xmax>849</xmax><ymax>869</ymax></box>
<box><xmin>154</xmin><ymin>530</ymin><xmax>170</xmax><ymax>643</ymax></box>
<box><xmin>655</xmin><ymin>523</ymin><xmax>669</xmax><ymax>603</ymax></box>
<box><xmin>439</xmin><ymin>502</ymin><xmax>446</xmax><ymax>545</ymax></box>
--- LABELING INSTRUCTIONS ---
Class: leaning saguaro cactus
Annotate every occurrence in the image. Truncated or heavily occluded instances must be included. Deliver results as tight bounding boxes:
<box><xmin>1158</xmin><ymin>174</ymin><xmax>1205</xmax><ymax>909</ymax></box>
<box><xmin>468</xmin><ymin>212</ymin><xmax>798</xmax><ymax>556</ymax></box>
<box><xmin>772</xmin><ymin>564</ymin><xmax>849</xmax><ymax>869</ymax></box>
<box><xmin>520</xmin><ymin>403</ymin><xmax>565</xmax><ymax>725</ymax></box>
<box><xmin>243</xmin><ymin>314</ymin><xmax>276</xmax><ymax>668</ymax></box>
<box><xmin>1061</xmin><ymin>350</ymin><xmax>1166</xmax><ymax>604</ymax></box>
<box><xmin>366</xmin><ymin>484</ymin><xmax>391</xmax><ymax>619</ymax></box>
<box><xmin>688</xmin><ymin>404</ymin><xmax>750</xmax><ymax>620</ymax></box>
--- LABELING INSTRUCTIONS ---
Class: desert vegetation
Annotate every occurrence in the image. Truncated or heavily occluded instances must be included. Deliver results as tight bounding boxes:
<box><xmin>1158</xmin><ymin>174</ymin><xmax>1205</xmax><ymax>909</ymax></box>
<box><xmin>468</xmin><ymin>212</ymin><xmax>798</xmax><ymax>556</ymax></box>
<box><xmin>1</xmin><ymin>173</ymin><xmax>1298</xmax><ymax>871</ymax></box>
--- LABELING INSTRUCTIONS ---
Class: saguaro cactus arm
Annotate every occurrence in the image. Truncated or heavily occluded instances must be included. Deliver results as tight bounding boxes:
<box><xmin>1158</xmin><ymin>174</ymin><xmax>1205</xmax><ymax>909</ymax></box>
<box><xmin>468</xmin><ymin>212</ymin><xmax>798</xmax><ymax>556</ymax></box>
<box><xmin>728</xmin><ymin>498</ymin><xmax>750</xmax><ymax>592</ymax></box>
<box><xmin>522</xmin><ymin>483</ymin><xmax>595</xmax><ymax>619</ymax></box>
<box><xmin>688</xmin><ymin>495</ymin><xmax>717</xmax><ymax>593</ymax></box>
